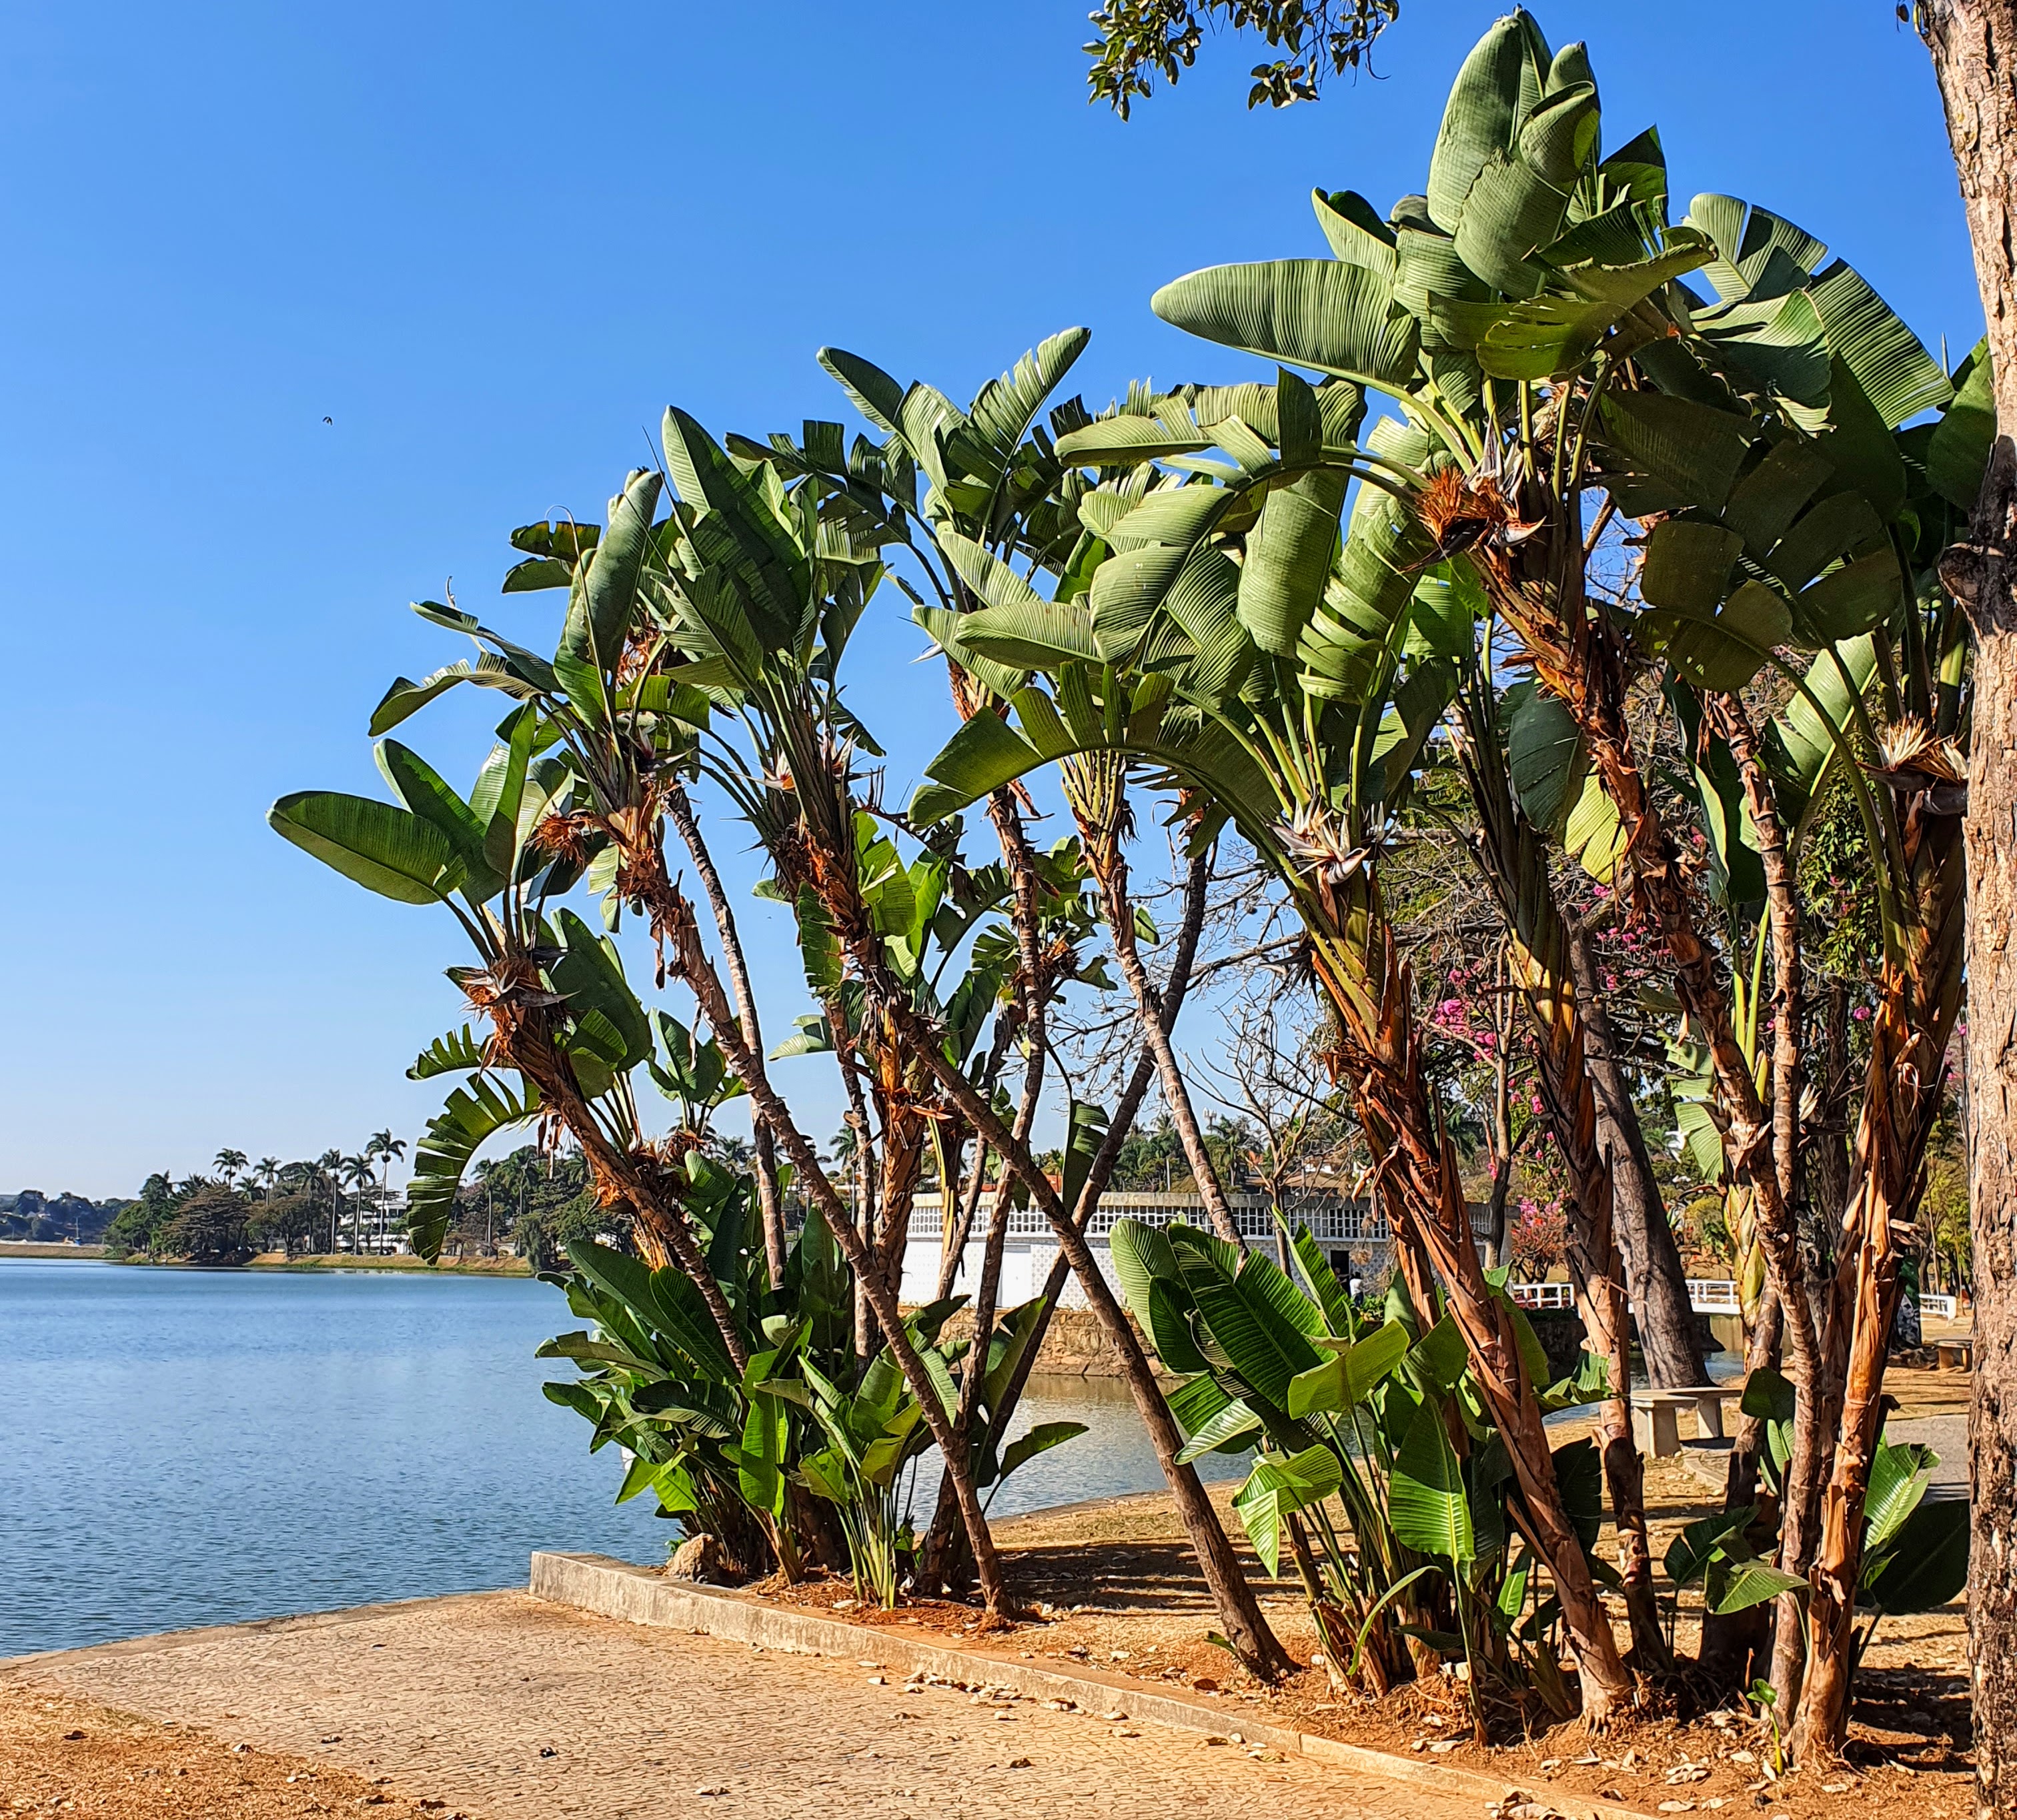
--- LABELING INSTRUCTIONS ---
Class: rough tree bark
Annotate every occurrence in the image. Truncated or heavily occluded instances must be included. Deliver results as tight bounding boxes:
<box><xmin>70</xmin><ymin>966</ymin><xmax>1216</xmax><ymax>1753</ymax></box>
<box><xmin>1915</xmin><ymin>9</ymin><xmax>2017</xmax><ymax>1806</ymax></box>
<box><xmin>1564</xmin><ymin>915</ymin><xmax>1710</xmax><ymax>1387</ymax></box>
<box><xmin>664</xmin><ymin>784</ymin><xmax>789</xmax><ymax>1286</ymax></box>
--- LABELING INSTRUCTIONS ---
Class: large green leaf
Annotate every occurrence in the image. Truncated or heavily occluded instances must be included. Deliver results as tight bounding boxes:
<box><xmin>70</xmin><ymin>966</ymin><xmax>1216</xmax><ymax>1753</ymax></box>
<box><xmin>1391</xmin><ymin>1396</ymin><xmax>1473</xmax><ymax>1563</ymax></box>
<box><xmin>1287</xmin><ymin>1318</ymin><xmax>1409</xmax><ymax>1418</ymax></box>
<box><xmin>1505</xmin><ymin>686</ymin><xmax>1587</xmax><ymax>836</ymax></box>
<box><xmin>376</xmin><ymin>739</ymin><xmax>504</xmax><ymax>902</ymax></box>
<box><xmin>1707</xmin><ymin>1555</ymin><xmax>1806</xmax><ymax>1615</ymax></box>
<box><xmin>1927</xmin><ymin>337</ymin><xmax>1996</xmax><ymax>512</ymax></box>
<box><xmin>996</xmin><ymin>1420</ymin><xmax>1090</xmax><ymax>1487</ymax></box>
<box><xmin>1807</xmin><ymin>261</ymin><xmax>1952</xmax><ymax>431</ymax></box>
<box><xmin>583</xmin><ymin>470</ymin><xmax>663</xmax><ymax>670</ymax></box>
<box><xmin>268</xmin><ymin>791</ymin><xmax>466</xmax><ymax>905</ymax></box>
<box><xmin>1151</xmin><ymin>260</ymin><xmax>1419</xmax><ymax>391</ymax></box>
<box><xmin>1425</xmin><ymin>11</ymin><xmax>1553</xmax><ymax>236</ymax></box>
<box><xmin>1451</xmin><ymin>83</ymin><xmax>1601</xmax><ymax>299</ymax></box>
<box><xmin>1862</xmin><ymin>1497</ymin><xmax>1968</xmax><ymax>1612</ymax></box>
<box><xmin>1239</xmin><ymin>468</ymin><xmax>1347</xmax><ymax>656</ymax></box>
<box><xmin>1663</xmin><ymin>1506</ymin><xmax>1756</xmax><ymax>1589</ymax></box>
<box><xmin>1232</xmin><ymin>1445</ymin><xmax>1343</xmax><ymax>1577</ymax></box>
<box><xmin>406</xmin><ymin>1074</ymin><xmax>540</xmax><ymax>1260</ymax></box>
<box><xmin>1642</xmin><ymin>580</ymin><xmax>1790</xmax><ymax>692</ymax></box>
<box><xmin>1863</xmin><ymin>1439</ymin><xmax>1937</xmax><ymax>1551</ymax></box>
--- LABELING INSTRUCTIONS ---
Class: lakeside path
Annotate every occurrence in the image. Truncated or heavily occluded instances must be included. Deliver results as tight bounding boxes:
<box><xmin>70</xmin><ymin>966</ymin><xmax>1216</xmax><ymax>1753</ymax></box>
<box><xmin>3</xmin><ymin>1591</ymin><xmax>1459</xmax><ymax>1820</ymax></box>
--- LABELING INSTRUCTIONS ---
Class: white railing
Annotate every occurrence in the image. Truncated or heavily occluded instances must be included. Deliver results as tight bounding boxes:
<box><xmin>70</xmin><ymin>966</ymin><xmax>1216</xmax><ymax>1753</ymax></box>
<box><xmin>1687</xmin><ymin>1278</ymin><xmax>1740</xmax><ymax>1312</ymax></box>
<box><xmin>1922</xmin><ymin>1293</ymin><xmax>1959</xmax><ymax>1320</ymax></box>
<box><xmin>1509</xmin><ymin>1281</ymin><xmax>1575</xmax><ymax>1311</ymax></box>
<box><xmin>906</xmin><ymin>1190</ymin><xmax>1492</xmax><ymax>1246</ymax></box>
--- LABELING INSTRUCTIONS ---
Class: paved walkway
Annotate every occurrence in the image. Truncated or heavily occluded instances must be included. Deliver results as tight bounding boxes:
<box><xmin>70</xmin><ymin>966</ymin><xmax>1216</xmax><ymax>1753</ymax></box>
<box><xmin>9</xmin><ymin>1592</ymin><xmax>1459</xmax><ymax>1820</ymax></box>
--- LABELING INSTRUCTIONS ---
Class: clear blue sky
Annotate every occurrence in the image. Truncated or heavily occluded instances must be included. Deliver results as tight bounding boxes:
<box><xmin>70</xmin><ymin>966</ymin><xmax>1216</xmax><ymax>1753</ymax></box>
<box><xmin>1</xmin><ymin>1</ymin><xmax>1980</xmax><ymax>1198</ymax></box>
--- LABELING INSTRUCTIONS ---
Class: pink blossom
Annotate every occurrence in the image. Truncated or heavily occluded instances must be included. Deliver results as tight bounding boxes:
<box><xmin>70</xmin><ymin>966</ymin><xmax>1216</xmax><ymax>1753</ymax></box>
<box><xmin>1852</xmin><ymin>1005</ymin><xmax>1870</xmax><ymax>1022</ymax></box>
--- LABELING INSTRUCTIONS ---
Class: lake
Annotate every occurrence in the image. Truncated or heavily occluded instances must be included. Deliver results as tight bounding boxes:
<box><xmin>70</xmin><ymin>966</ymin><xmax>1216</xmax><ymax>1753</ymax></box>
<box><xmin>0</xmin><ymin>1258</ymin><xmax>1236</xmax><ymax>1657</ymax></box>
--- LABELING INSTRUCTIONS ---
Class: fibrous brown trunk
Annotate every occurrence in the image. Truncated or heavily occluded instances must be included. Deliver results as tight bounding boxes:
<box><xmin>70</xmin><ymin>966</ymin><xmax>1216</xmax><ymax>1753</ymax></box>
<box><xmin>664</xmin><ymin>784</ymin><xmax>788</xmax><ymax>1287</ymax></box>
<box><xmin>1564</xmin><ymin>914</ymin><xmax>1710</xmax><ymax>1387</ymax></box>
<box><xmin>1792</xmin><ymin>798</ymin><xmax>1968</xmax><ymax>1758</ymax></box>
<box><xmin>632</xmin><ymin>856</ymin><xmax>1013</xmax><ymax>1617</ymax></box>
<box><xmin>1917</xmin><ymin>7</ymin><xmax>2017</xmax><ymax>1805</ymax></box>
<box><xmin>1712</xmin><ymin>695</ymin><xmax>1824</xmax><ymax>1716</ymax></box>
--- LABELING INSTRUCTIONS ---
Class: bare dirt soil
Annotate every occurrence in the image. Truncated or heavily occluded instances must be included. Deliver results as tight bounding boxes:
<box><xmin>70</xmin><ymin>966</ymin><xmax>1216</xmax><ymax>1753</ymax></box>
<box><xmin>0</xmin><ymin>1681</ymin><xmax>451</xmax><ymax>1819</ymax></box>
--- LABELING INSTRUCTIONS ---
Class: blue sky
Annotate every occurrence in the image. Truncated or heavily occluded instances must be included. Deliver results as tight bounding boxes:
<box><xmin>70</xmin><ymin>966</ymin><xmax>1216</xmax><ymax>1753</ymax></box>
<box><xmin>1</xmin><ymin>1</ymin><xmax>1980</xmax><ymax>1197</ymax></box>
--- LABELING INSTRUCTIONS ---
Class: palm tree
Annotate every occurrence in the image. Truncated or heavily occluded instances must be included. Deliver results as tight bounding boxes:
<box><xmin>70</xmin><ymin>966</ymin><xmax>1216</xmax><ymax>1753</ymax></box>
<box><xmin>317</xmin><ymin>1148</ymin><xmax>345</xmax><ymax>1252</ymax></box>
<box><xmin>342</xmin><ymin>1154</ymin><xmax>376</xmax><ymax>1252</ymax></box>
<box><xmin>255</xmin><ymin>1158</ymin><xmax>281</xmax><ymax>1201</ymax></box>
<box><xmin>213</xmin><ymin>1148</ymin><xmax>247</xmax><ymax>1188</ymax></box>
<box><xmin>365</xmin><ymin>1130</ymin><xmax>406</xmax><ymax>1252</ymax></box>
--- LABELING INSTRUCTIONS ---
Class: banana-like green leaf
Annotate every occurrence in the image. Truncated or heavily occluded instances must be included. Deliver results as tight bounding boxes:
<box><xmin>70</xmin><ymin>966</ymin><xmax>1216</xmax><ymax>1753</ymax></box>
<box><xmin>583</xmin><ymin>470</ymin><xmax>663</xmax><ymax>670</ymax></box>
<box><xmin>1707</xmin><ymin>1554</ymin><xmax>1806</xmax><ymax>1615</ymax></box>
<box><xmin>1152</xmin><ymin>260</ymin><xmax>1419</xmax><ymax>391</ymax></box>
<box><xmin>370</xmin><ymin>654</ymin><xmax>534</xmax><ymax>736</ymax></box>
<box><xmin>1313</xmin><ymin>186</ymin><xmax>1398</xmax><ymax>275</ymax></box>
<box><xmin>408</xmin><ymin>1026</ymin><xmax>488</xmax><ymax>1081</ymax></box>
<box><xmin>1926</xmin><ymin>337</ymin><xmax>1996</xmax><ymax>511</ymax></box>
<box><xmin>1110</xmin><ymin>1216</ymin><xmax>1184</xmax><ymax>1324</ymax></box>
<box><xmin>1239</xmin><ymin>470</ymin><xmax>1347</xmax><ymax>656</ymax></box>
<box><xmin>268</xmin><ymin>791</ymin><xmax>466</xmax><ymax>905</ymax></box>
<box><xmin>1663</xmin><ymin>1506</ymin><xmax>1758</xmax><ymax>1589</ymax></box>
<box><xmin>376</xmin><ymin>739</ymin><xmax>504</xmax><ymax>903</ymax></box>
<box><xmin>816</xmin><ymin>345</ymin><xmax>905</xmax><ymax>435</ymax></box>
<box><xmin>1642</xmin><ymin>580</ymin><xmax>1791</xmax><ymax>692</ymax></box>
<box><xmin>959</xmin><ymin>598</ymin><xmax>1103</xmax><ymax>670</ymax></box>
<box><xmin>1505</xmin><ymin>686</ymin><xmax>1587</xmax><ymax>837</ymax></box>
<box><xmin>1863</xmin><ymin>1439</ymin><xmax>1937</xmax><ymax>1551</ymax></box>
<box><xmin>1767</xmin><ymin>636</ymin><xmax>1878</xmax><ymax>832</ymax></box>
<box><xmin>996</xmin><ymin>1420</ymin><xmax>1089</xmax><ymax>1486</ymax></box>
<box><xmin>1232</xmin><ymin>1444</ymin><xmax>1344</xmax><ymax>1578</ymax></box>
<box><xmin>406</xmin><ymin>1074</ymin><xmax>540</xmax><ymax>1261</ymax></box>
<box><xmin>1451</xmin><ymin>82</ymin><xmax>1601</xmax><ymax>299</ymax></box>
<box><xmin>1391</xmin><ymin>1396</ymin><xmax>1473</xmax><ymax>1563</ymax></box>
<box><xmin>1287</xmin><ymin>1318</ymin><xmax>1409</xmax><ymax>1418</ymax></box>
<box><xmin>1807</xmin><ymin>260</ymin><xmax>1952</xmax><ymax>431</ymax></box>
<box><xmin>1862</xmin><ymin>1497</ymin><xmax>1968</xmax><ymax>1612</ymax></box>
<box><xmin>1425</xmin><ymin>11</ymin><xmax>1553</xmax><ymax>235</ymax></box>
<box><xmin>1056</xmin><ymin>406</ymin><xmax>1213</xmax><ymax>467</ymax></box>
<box><xmin>1175</xmin><ymin>1396</ymin><xmax>1263</xmax><ymax>1463</ymax></box>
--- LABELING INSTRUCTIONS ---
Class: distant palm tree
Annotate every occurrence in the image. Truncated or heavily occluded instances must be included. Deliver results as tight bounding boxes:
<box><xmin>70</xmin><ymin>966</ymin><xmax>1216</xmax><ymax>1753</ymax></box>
<box><xmin>213</xmin><ymin>1148</ymin><xmax>247</xmax><ymax>1188</ymax></box>
<box><xmin>342</xmin><ymin>1154</ymin><xmax>376</xmax><ymax>1252</ymax></box>
<box><xmin>255</xmin><ymin>1158</ymin><xmax>282</xmax><ymax>1200</ymax></box>
<box><xmin>365</xmin><ymin>1130</ymin><xmax>406</xmax><ymax>1252</ymax></box>
<box><xmin>317</xmin><ymin>1148</ymin><xmax>345</xmax><ymax>1252</ymax></box>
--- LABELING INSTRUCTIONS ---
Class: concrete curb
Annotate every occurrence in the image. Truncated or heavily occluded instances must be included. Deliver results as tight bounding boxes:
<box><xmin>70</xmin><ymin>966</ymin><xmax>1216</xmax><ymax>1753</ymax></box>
<box><xmin>531</xmin><ymin>1551</ymin><xmax>1661</xmax><ymax>1820</ymax></box>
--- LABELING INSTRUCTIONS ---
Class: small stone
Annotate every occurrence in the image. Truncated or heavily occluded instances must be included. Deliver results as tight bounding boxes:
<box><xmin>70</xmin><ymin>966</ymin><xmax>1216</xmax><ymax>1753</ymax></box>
<box><xmin>1205</xmin><ymin>1735</ymin><xmax>1228</xmax><ymax>1747</ymax></box>
<box><xmin>696</xmin><ymin>1787</ymin><xmax>728</xmax><ymax>1798</ymax></box>
<box><xmin>1822</xmin><ymin>1784</ymin><xmax>1852</xmax><ymax>1795</ymax></box>
<box><xmin>538</xmin><ymin>1747</ymin><xmax>558</xmax><ymax>1759</ymax></box>
<box><xmin>1193</xmin><ymin>1677</ymin><xmax>1219</xmax><ymax>1693</ymax></box>
<box><xmin>60</xmin><ymin>1731</ymin><xmax>83</xmax><ymax>1741</ymax></box>
<box><xmin>1007</xmin><ymin>1757</ymin><xmax>1033</xmax><ymax>1770</ymax></box>
<box><xmin>1431</xmin><ymin>1740</ymin><xmax>1461</xmax><ymax>1754</ymax></box>
<box><xmin>995</xmin><ymin>1711</ymin><xmax>1017</xmax><ymax>1722</ymax></box>
<box><xmin>1659</xmin><ymin>1804</ymin><xmax>1697</xmax><ymax>1813</ymax></box>
<box><xmin>868</xmin><ymin>1677</ymin><xmax>886</xmax><ymax>1686</ymax></box>
<box><xmin>231</xmin><ymin>1743</ymin><xmax>252</xmax><ymax>1754</ymax></box>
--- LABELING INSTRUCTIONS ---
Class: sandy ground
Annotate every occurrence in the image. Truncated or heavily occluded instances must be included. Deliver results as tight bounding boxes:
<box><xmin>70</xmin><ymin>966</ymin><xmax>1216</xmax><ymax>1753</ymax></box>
<box><xmin>4</xmin><ymin>1595</ymin><xmax>1459</xmax><ymax>1820</ymax></box>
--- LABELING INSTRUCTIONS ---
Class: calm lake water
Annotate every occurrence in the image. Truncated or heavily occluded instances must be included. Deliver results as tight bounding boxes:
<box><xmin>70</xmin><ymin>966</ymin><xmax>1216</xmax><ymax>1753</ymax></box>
<box><xmin>0</xmin><ymin>1258</ymin><xmax>1234</xmax><ymax>1657</ymax></box>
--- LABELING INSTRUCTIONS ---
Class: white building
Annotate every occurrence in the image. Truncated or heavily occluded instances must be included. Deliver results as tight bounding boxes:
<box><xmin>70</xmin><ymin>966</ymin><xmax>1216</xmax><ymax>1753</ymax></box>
<box><xmin>899</xmin><ymin>1188</ymin><xmax>1480</xmax><ymax>1307</ymax></box>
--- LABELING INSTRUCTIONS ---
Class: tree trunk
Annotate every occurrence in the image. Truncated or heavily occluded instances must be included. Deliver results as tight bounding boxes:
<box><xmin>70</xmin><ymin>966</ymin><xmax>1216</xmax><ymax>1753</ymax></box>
<box><xmin>1912</xmin><ymin>12</ymin><xmax>2016</xmax><ymax>1803</ymax></box>
<box><xmin>634</xmin><ymin>866</ymin><xmax>1014</xmax><ymax>1617</ymax></box>
<box><xmin>1564</xmin><ymin>915</ymin><xmax>1709</xmax><ymax>1387</ymax></box>
<box><xmin>664</xmin><ymin>785</ymin><xmax>788</xmax><ymax>1286</ymax></box>
<box><xmin>887</xmin><ymin>988</ymin><xmax>1293</xmax><ymax>1679</ymax></box>
<box><xmin>1093</xmin><ymin>847</ymin><xmax>1246</xmax><ymax>1248</ymax></box>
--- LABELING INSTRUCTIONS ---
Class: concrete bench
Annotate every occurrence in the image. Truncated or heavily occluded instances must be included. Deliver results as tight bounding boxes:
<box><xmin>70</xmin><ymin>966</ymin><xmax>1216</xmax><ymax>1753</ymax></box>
<box><xmin>1936</xmin><ymin>1336</ymin><xmax>1974</xmax><ymax>1371</ymax></box>
<box><xmin>1631</xmin><ymin>1386</ymin><xmax>1739</xmax><ymax>1459</ymax></box>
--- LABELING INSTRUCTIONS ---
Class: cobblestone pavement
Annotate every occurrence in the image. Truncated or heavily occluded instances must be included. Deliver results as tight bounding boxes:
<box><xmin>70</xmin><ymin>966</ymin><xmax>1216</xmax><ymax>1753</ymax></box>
<box><xmin>13</xmin><ymin>1593</ymin><xmax>1462</xmax><ymax>1820</ymax></box>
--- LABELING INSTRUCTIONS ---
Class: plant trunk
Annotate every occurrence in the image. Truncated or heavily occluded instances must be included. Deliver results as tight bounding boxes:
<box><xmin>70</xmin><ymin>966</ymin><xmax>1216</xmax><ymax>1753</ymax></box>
<box><xmin>637</xmin><ymin>865</ymin><xmax>1013</xmax><ymax>1617</ymax></box>
<box><xmin>1915</xmin><ymin>8</ymin><xmax>2017</xmax><ymax>1805</ymax></box>
<box><xmin>1304</xmin><ymin>906</ymin><xmax>1633</xmax><ymax>1722</ymax></box>
<box><xmin>1792</xmin><ymin>797</ymin><xmax>1968</xmax><ymax>1758</ymax></box>
<box><xmin>1091</xmin><ymin>846</ymin><xmax>1245</xmax><ymax>1248</ymax></box>
<box><xmin>1456</xmin><ymin>716</ymin><xmax>1660</xmax><ymax>1663</ymax></box>
<box><xmin>1563</xmin><ymin>914</ymin><xmax>1708</xmax><ymax>1387</ymax></box>
<box><xmin>664</xmin><ymin>785</ymin><xmax>788</xmax><ymax>1287</ymax></box>
<box><xmin>886</xmin><ymin>988</ymin><xmax>1292</xmax><ymax>1678</ymax></box>
<box><xmin>1701</xmin><ymin>1282</ymin><xmax>1782</xmax><ymax>1679</ymax></box>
